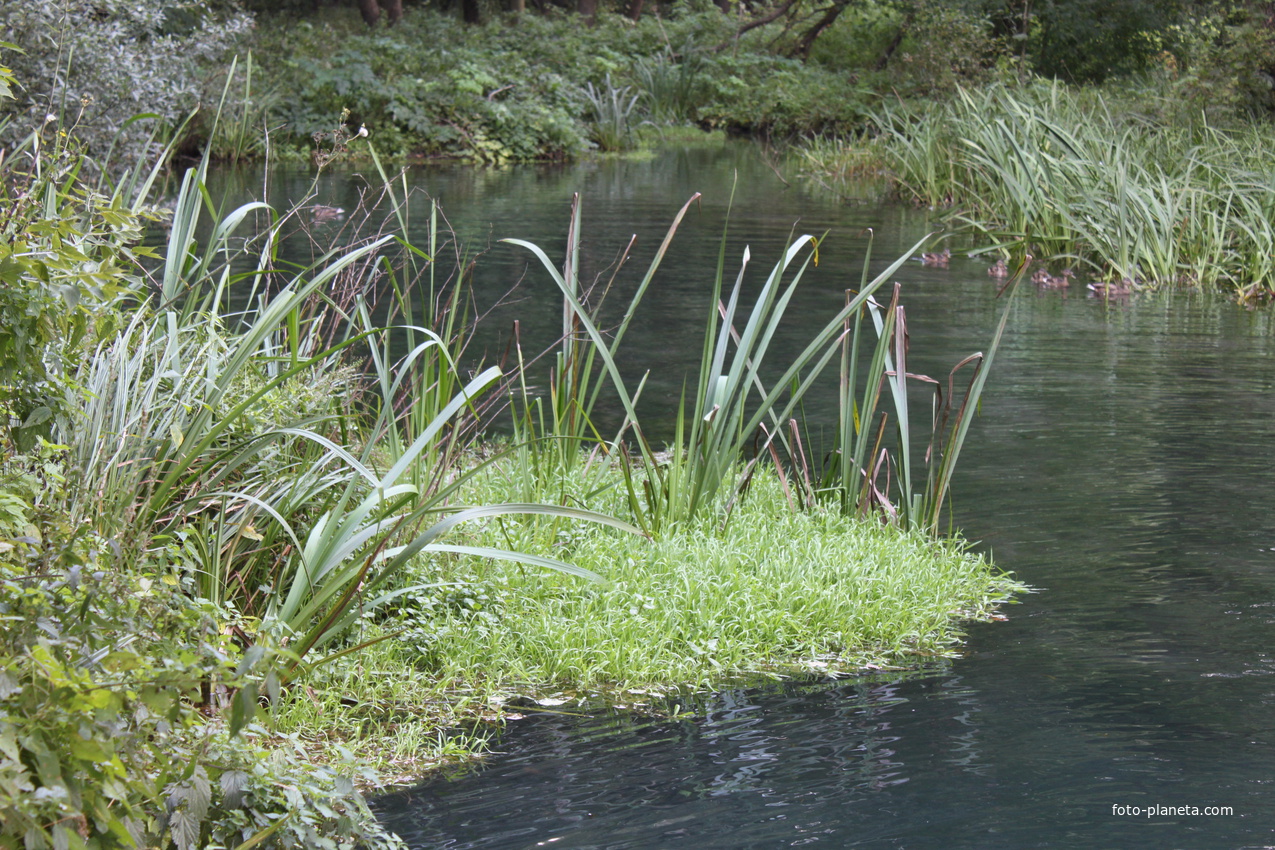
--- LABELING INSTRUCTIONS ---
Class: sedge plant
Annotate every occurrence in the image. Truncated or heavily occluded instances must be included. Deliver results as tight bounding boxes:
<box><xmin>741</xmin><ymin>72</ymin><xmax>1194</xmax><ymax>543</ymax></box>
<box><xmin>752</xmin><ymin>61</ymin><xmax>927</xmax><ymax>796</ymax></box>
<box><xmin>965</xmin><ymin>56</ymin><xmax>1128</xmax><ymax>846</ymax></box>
<box><xmin>506</xmin><ymin>194</ymin><xmax>925</xmax><ymax>534</ymax></box>
<box><xmin>71</xmin><ymin>143</ymin><xmax>645</xmax><ymax>726</ymax></box>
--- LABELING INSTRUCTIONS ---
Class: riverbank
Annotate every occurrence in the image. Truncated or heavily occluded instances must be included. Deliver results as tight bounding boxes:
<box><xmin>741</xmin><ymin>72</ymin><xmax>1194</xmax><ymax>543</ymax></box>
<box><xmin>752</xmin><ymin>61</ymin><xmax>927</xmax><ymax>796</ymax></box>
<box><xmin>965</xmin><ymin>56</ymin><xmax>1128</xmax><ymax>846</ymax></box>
<box><xmin>215</xmin><ymin>7</ymin><xmax>879</xmax><ymax>163</ymax></box>
<box><xmin>793</xmin><ymin>81</ymin><xmax>1275</xmax><ymax>302</ymax></box>
<box><xmin>0</xmin><ymin>118</ymin><xmax>1023</xmax><ymax>846</ymax></box>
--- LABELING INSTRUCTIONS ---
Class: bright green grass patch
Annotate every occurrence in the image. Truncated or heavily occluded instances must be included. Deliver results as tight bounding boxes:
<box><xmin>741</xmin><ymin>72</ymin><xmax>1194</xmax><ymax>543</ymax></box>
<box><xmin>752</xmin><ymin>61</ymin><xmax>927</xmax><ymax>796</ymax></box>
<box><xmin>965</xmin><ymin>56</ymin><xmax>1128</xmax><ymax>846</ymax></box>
<box><xmin>381</xmin><ymin>459</ymin><xmax>1023</xmax><ymax>694</ymax></box>
<box><xmin>268</xmin><ymin>458</ymin><xmax>1021</xmax><ymax>787</ymax></box>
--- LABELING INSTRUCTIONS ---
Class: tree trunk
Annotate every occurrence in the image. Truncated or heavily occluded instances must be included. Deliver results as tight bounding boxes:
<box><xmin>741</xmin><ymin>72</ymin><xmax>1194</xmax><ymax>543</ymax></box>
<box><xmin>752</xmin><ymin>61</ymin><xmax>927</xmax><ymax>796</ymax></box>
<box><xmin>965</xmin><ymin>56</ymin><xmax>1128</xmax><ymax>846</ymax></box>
<box><xmin>462</xmin><ymin>0</ymin><xmax>482</xmax><ymax>23</ymax></box>
<box><xmin>874</xmin><ymin>9</ymin><xmax>915</xmax><ymax>71</ymax></box>
<box><xmin>357</xmin><ymin>0</ymin><xmax>381</xmax><ymax>26</ymax></box>
<box><xmin>792</xmin><ymin>0</ymin><xmax>849</xmax><ymax>61</ymax></box>
<box><xmin>627</xmin><ymin>0</ymin><xmax>645</xmax><ymax>20</ymax></box>
<box><xmin>384</xmin><ymin>0</ymin><xmax>403</xmax><ymax>24</ymax></box>
<box><xmin>578</xmin><ymin>0</ymin><xmax>597</xmax><ymax>27</ymax></box>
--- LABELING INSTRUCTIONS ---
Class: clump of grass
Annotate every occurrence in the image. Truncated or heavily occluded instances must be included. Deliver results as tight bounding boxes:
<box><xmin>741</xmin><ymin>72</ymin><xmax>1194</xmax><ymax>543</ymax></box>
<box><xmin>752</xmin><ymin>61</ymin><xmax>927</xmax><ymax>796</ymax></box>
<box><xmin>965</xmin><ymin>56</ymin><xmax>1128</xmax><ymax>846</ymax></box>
<box><xmin>581</xmin><ymin>74</ymin><xmax>640</xmax><ymax>152</ymax></box>
<box><xmin>267</xmin><ymin>636</ymin><xmax>497</xmax><ymax>787</ymax></box>
<box><xmin>381</xmin><ymin>462</ymin><xmax>1024</xmax><ymax>695</ymax></box>
<box><xmin>506</xmin><ymin>193</ymin><xmax>924</xmax><ymax>535</ymax></box>
<box><xmin>633</xmin><ymin>45</ymin><xmax>706</xmax><ymax>125</ymax></box>
<box><xmin>792</xmin><ymin>133</ymin><xmax>891</xmax><ymax>197</ymax></box>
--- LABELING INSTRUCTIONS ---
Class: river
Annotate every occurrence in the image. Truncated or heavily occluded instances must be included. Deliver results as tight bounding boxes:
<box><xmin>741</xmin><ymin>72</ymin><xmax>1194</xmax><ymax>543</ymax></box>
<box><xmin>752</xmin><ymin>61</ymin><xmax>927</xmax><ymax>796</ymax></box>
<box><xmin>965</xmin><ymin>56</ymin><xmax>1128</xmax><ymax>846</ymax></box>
<box><xmin>213</xmin><ymin>141</ymin><xmax>1275</xmax><ymax>848</ymax></box>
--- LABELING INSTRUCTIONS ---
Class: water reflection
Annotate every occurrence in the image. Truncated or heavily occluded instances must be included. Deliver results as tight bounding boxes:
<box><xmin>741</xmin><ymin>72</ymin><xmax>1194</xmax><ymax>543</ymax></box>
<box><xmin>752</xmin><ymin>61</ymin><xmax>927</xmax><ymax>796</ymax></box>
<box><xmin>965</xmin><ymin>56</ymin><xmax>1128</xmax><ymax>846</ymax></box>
<box><xmin>377</xmin><ymin>670</ymin><xmax>998</xmax><ymax>849</ymax></box>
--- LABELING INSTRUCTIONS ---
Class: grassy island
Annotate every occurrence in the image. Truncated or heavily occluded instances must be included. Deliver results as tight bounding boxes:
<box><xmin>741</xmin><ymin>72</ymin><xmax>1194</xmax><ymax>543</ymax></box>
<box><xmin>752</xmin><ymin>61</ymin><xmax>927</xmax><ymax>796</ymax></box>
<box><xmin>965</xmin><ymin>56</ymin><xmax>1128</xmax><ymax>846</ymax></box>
<box><xmin>0</xmin><ymin>126</ymin><xmax>1021</xmax><ymax>848</ymax></box>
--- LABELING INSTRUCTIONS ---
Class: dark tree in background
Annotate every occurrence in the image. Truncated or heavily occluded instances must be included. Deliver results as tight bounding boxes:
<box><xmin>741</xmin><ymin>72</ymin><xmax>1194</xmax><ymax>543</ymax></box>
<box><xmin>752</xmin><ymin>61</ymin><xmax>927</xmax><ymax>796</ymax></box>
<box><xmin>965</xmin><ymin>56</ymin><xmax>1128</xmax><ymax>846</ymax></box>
<box><xmin>1022</xmin><ymin>0</ymin><xmax>1181</xmax><ymax>82</ymax></box>
<box><xmin>357</xmin><ymin>0</ymin><xmax>403</xmax><ymax>24</ymax></box>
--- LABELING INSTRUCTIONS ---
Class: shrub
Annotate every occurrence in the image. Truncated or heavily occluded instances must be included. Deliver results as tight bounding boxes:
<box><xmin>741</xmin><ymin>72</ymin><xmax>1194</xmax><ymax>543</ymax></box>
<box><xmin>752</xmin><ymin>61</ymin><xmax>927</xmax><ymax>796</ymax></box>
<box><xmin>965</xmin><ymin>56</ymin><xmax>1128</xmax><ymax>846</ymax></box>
<box><xmin>0</xmin><ymin>440</ymin><xmax>403</xmax><ymax>850</ymax></box>
<box><xmin>888</xmin><ymin>5</ymin><xmax>997</xmax><ymax>96</ymax></box>
<box><xmin>1161</xmin><ymin>3</ymin><xmax>1275</xmax><ymax>120</ymax></box>
<box><xmin>0</xmin><ymin>110</ymin><xmax>156</xmax><ymax>449</ymax></box>
<box><xmin>257</xmin><ymin>12</ymin><xmax>592</xmax><ymax>161</ymax></box>
<box><xmin>697</xmin><ymin>50</ymin><xmax>873</xmax><ymax>137</ymax></box>
<box><xmin>0</xmin><ymin>0</ymin><xmax>252</xmax><ymax>165</ymax></box>
<box><xmin>242</xmin><ymin>6</ymin><xmax>872</xmax><ymax>158</ymax></box>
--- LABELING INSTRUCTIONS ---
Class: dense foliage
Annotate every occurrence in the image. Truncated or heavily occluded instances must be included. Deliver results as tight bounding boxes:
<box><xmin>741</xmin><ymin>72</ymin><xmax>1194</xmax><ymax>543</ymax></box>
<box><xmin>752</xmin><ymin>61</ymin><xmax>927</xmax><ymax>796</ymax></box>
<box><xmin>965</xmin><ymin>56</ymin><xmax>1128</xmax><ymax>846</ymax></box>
<box><xmin>4</xmin><ymin>0</ymin><xmax>1275</xmax><ymax>168</ymax></box>
<box><xmin>0</xmin><ymin>81</ymin><xmax>409</xmax><ymax>848</ymax></box>
<box><xmin>0</xmin><ymin>57</ymin><xmax>1025</xmax><ymax>846</ymax></box>
<box><xmin>243</xmin><ymin>7</ymin><xmax>879</xmax><ymax>162</ymax></box>
<box><xmin>0</xmin><ymin>0</ymin><xmax>250</xmax><ymax>162</ymax></box>
<box><xmin>0</xmin><ymin>439</ymin><xmax>402</xmax><ymax>850</ymax></box>
<box><xmin>15</xmin><ymin>0</ymin><xmax>1275</xmax><ymax>842</ymax></box>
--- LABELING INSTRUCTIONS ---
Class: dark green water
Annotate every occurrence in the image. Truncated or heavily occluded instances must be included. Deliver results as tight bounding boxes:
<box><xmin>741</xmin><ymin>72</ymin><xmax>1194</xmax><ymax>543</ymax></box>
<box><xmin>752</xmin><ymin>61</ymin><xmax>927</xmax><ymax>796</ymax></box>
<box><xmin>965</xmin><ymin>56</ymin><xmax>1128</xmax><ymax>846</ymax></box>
<box><xmin>220</xmin><ymin>143</ymin><xmax>1275</xmax><ymax>847</ymax></box>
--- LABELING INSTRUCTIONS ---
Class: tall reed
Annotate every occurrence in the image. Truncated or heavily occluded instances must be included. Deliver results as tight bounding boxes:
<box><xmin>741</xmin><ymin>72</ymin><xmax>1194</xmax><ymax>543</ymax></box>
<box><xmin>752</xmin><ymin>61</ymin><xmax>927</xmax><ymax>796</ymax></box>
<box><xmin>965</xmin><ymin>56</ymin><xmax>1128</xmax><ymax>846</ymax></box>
<box><xmin>816</xmin><ymin>252</ymin><xmax>1022</xmax><ymax>533</ymax></box>
<box><xmin>507</xmin><ymin>196</ymin><xmax>924</xmax><ymax>533</ymax></box>
<box><xmin>72</xmin><ymin>145</ymin><xmax>644</xmax><ymax>706</ymax></box>
<box><xmin>581</xmin><ymin>74</ymin><xmax>641</xmax><ymax>152</ymax></box>
<box><xmin>867</xmin><ymin>82</ymin><xmax>1275</xmax><ymax>301</ymax></box>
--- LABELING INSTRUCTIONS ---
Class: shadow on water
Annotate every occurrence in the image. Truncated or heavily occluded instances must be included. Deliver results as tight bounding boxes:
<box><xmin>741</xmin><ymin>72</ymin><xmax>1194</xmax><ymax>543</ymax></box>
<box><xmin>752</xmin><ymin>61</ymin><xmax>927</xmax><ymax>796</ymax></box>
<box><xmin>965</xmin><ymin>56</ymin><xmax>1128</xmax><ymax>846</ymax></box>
<box><xmin>209</xmin><ymin>143</ymin><xmax>1275</xmax><ymax>848</ymax></box>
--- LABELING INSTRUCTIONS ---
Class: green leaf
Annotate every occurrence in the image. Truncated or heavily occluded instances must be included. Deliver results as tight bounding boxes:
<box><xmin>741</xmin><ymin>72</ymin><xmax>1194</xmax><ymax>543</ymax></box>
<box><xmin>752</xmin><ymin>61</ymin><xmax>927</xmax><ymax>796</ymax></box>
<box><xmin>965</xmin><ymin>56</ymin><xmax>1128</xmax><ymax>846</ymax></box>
<box><xmin>220</xmin><ymin>769</ymin><xmax>250</xmax><ymax>809</ymax></box>
<box><xmin>20</xmin><ymin>407</ymin><xmax>52</xmax><ymax>429</ymax></box>
<box><xmin>229</xmin><ymin>681</ymin><xmax>258</xmax><ymax>736</ymax></box>
<box><xmin>187</xmin><ymin>767</ymin><xmax>211</xmax><ymax>824</ymax></box>
<box><xmin>67</xmin><ymin>736</ymin><xmax>110</xmax><ymax>763</ymax></box>
<box><xmin>169</xmin><ymin>807</ymin><xmax>201</xmax><ymax>850</ymax></box>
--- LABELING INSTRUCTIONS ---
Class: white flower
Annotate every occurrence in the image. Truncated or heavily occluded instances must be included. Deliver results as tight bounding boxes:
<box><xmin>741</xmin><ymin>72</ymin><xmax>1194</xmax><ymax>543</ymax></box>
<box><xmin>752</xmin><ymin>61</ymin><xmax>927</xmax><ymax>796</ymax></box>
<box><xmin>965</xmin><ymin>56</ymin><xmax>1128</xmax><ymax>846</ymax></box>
<box><xmin>356</xmin><ymin>125</ymin><xmax>369</xmax><ymax>138</ymax></box>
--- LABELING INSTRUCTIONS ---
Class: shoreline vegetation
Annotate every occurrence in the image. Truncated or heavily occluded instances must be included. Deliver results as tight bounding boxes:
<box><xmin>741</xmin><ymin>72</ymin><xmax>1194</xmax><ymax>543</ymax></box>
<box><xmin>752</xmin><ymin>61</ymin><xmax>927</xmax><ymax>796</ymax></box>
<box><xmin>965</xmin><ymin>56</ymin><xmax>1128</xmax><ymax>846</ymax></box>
<box><xmin>794</xmin><ymin>83</ymin><xmax>1275</xmax><ymax>303</ymax></box>
<box><xmin>5</xmin><ymin>2</ymin><xmax>1275</xmax><ymax>298</ymax></box>
<box><xmin>0</xmin><ymin>109</ymin><xmax>1023</xmax><ymax>848</ymax></box>
<box><xmin>4</xmin><ymin>0</ymin><xmax>1274</xmax><ymax>844</ymax></box>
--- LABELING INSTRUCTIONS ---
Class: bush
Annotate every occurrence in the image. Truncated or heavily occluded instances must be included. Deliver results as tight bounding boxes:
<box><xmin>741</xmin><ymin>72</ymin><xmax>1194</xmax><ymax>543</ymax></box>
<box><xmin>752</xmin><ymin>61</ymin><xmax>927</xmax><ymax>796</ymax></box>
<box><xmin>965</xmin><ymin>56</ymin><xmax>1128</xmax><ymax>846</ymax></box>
<box><xmin>1161</xmin><ymin>3</ymin><xmax>1275</xmax><ymax>120</ymax></box>
<box><xmin>0</xmin><ymin>441</ymin><xmax>403</xmax><ymax>850</ymax></box>
<box><xmin>240</xmin><ymin>6</ymin><xmax>874</xmax><ymax>158</ymax></box>
<box><xmin>0</xmin><ymin>0</ymin><xmax>252</xmax><ymax>165</ymax></box>
<box><xmin>0</xmin><ymin>109</ymin><xmax>156</xmax><ymax>449</ymax></box>
<box><xmin>696</xmin><ymin>50</ymin><xmax>873</xmax><ymax>137</ymax></box>
<box><xmin>257</xmin><ymin>12</ymin><xmax>592</xmax><ymax>161</ymax></box>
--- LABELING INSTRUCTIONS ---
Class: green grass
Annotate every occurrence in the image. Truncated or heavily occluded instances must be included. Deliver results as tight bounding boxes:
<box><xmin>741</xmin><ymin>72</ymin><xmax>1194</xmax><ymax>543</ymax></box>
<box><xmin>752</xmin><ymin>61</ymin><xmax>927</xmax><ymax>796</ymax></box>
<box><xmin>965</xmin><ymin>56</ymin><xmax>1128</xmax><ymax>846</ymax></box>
<box><xmin>383</xmin><ymin>459</ymin><xmax>1020</xmax><ymax>692</ymax></box>
<box><xmin>265</xmin><ymin>457</ymin><xmax>1023</xmax><ymax>787</ymax></box>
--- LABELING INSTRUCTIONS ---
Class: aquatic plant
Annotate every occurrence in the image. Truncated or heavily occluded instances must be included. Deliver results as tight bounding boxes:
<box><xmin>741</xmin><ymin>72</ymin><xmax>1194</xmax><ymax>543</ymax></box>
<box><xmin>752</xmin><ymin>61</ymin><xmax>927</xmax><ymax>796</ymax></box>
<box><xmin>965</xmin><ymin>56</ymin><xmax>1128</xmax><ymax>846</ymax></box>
<box><xmin>633</xmin><ymin>45</ymin><xmax>706</xmax><ymax>125</ymax></box>
<box><xmin>581</xmin><ymin>74</ymin><xmax>641</xmax><ymax>152</ymax></box>
<box><xmin>71</xmin><ymin>145</ymin><xmax>646</xmax><ymax>706</ymax></box>
<box><xmin>864</xmin><ymin>82</ymin><xmax>1275</xmax><ymax>301</ymax></box>
<box><xmin>380</xmin><ymin>460</ymin><xmax>1024</xmax><ymax>692</ymax></box>
<box><xmin>506</xmin><ymin>193</ymin><xmax>923</xmax><ymax>533</ymax></box>
<box><xmin>815</xmin><ymin>248</ymin><xmax>1022</xmax><ymax>532</ymax></box>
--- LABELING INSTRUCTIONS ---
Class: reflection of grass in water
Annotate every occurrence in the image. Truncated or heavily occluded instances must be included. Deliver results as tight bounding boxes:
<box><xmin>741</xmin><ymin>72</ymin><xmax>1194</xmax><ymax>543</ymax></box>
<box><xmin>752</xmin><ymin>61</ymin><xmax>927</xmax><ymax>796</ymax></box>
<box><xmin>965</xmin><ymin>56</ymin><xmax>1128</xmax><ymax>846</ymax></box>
<box><xmin>792</xmin><ymin>133</ymin><xmax>892</xmax><ymax>200</ymax></box>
